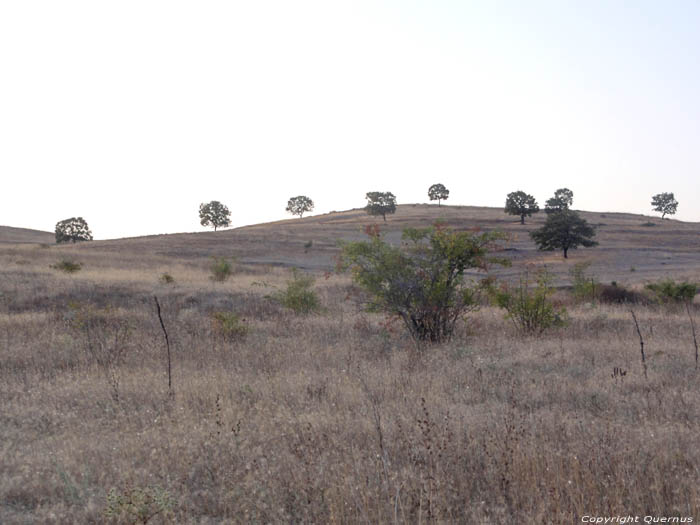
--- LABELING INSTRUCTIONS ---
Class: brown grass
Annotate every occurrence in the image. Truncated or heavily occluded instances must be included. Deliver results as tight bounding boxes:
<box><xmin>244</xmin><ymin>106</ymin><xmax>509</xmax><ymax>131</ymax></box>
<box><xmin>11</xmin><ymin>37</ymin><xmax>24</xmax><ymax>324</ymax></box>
<box><xmin>2</xmin><ymin>209</ymin><xmax>700</xmax><ymax>523</ymax></box>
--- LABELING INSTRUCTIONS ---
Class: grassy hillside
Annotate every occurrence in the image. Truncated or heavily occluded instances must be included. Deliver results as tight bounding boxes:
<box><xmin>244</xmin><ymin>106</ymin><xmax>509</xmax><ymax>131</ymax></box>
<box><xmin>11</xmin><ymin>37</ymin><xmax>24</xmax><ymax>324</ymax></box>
<box><xmin>2</xmin><ymin>205</ymin><xmax>700</xmax><ymax>522</ymax></box>
<box><xmin>0</xmin><ymin>225</ymin><xmax>54</xmax><ymax>244</ymax></box>
<box><xmin>35</xmin><ymin>204</ymin><xmax>700</xmax><ymax>284</ymax></box>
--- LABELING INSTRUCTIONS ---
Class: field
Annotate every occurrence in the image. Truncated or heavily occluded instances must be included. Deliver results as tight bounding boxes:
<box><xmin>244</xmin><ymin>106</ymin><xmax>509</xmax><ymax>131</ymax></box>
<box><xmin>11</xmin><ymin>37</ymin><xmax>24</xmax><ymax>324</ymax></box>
<box><xmin>2</xmin><ymin>205</ymin><xmax>700</xmax><ymax>523</ymax></box>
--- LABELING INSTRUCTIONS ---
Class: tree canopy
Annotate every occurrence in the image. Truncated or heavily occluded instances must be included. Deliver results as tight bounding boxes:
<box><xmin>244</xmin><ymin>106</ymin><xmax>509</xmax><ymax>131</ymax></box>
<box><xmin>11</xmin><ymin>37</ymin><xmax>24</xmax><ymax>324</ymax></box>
<box><xmin>365</xmin><ymin>192</ymin><xmax>397</xmax><ymax>222</ymax></box>
<box><xmin>504</xmin><ymin>191</ymin><xmax>539</xmax><ymax>224</ymax></box>
<box><xmin>286</xmin><ymin>196</ymin><xmax>314</xmax><ymax>218</ymax></box>
<box><xmin>651</xmin><ymin>192</ymin><xmax>678</xmax><ymax>219</ymax></box>
<box><xmin>545</xmin><ymin>188</ymin><xmax>573</xmax><ymax>214</ymax></box>
<box><xmin>428</xmin><ymin>183</ymin><xmax>449</xmax><ymax>206</ymax></box>
<box><xmin>55</xmin><ymin>217</ymin><xmax>93</xmax><ymax>243</ymax></box>
<box><xmin>530</xmin><ymin>210</ymin><xmax>597</xmax><ymax>258</ymax></box>
<box><xmin>199</xmin><ymin>201</ymin><xmax>231</xmax><ymax>231</ymax></box>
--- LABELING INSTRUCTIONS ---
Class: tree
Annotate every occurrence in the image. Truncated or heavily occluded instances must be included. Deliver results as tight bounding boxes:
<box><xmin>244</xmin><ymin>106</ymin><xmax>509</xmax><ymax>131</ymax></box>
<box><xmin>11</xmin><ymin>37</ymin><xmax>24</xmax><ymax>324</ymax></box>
<box><xmin>365</xmin><ymin>192</ymin><xmax>397</xmax><ymax>222</ymax></box>
<box><xmin>651</xmin><ymin>192</ymin><xmax>678</xmax><ymax>219</ymax></box>
<box><xmin>340</xmin><ymin>225</ymin><xmax>508</xmax><ymax>343</ymax></box>
<box><xmin>545</xmin><ymin>188</ymin><xmax>573</xmax><ymax>214</ymax></box>
<box><xmin>530</xmin><ymin>210</ymin><xmax>598</xmax><ymax>258</ymax></box>
<box><xmin>286</xmin><ymin>195</ymin><xmax>314</xmax><ymax>218</ymax></box>
<box><xmin>428</xmin><ymin>183</ymin><xmax>449</xmax><ymax>206</ymax></box>
<box><xmin>199</xmin><ymin>201</ymin><xmax>231</xmax><ymax>231</ymax></box>
<box><xmin>504</xmin><ymin>191</ymin><xmax>539</xmax><ymax>224</ymax></box>
<box><xmin>55</xmin><ymin>217</ymin><xmax>93</xmax><ymax>243</ymax></box>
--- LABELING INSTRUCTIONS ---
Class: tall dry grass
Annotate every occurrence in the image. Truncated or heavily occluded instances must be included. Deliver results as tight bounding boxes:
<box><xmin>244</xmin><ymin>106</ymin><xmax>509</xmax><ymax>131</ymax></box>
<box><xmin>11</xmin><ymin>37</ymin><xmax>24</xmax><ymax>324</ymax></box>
<box><xmin>1</xmin><ymin>244</ymin><xmax>700</xmax><ymax>523</ymax></box>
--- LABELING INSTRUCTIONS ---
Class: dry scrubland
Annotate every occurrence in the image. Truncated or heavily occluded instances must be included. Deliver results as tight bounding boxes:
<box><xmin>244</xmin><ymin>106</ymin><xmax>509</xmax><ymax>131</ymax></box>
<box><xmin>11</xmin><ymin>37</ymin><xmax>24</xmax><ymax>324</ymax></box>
<box><xmin>2</xmin><ymin>206</ymin><xmax>700</xmax><ymax>523</ymax></box>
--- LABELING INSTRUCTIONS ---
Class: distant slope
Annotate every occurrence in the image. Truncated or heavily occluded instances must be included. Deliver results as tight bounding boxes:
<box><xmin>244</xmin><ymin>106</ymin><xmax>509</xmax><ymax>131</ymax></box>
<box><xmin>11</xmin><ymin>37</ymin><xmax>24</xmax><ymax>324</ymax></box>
<box><xmin>49</xmin><ymin>204</ymin><xmax>700</xmax><ymax>284</ymax></box>
<box><xmin>0</xmin><ymin>225</ymin><xmax>54</xmax><ymax>244</ymax></box>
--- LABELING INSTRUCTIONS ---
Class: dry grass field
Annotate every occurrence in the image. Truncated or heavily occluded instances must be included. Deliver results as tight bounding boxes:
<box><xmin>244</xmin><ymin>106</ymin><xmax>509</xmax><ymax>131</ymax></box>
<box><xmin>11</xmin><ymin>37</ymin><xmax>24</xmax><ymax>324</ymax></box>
<box><xmin>2</xmin><ymin>205</ymin><xmax>700</xmax><ymax>523</ymax></box>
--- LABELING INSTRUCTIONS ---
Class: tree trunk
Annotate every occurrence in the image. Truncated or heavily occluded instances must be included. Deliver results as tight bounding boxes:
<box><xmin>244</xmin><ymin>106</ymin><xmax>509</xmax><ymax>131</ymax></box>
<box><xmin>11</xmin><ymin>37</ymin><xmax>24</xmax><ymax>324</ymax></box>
<box><xmin>214</xmin><ymin>225</ymin><xmax>218</xmax><ymax>231</ymax></box>
<box><xmin>382</xmin><ymin>214</ymin><xmax>386</xmax><ymax>222</ymax></box>
<box><xmin>520</xmin><ymin>215</ymin><xmax>525</xmax><ymax>225</ymax></box>
<box><xmin>563</xmin><ymin>247</ymin><xmax>568</xmax><ymax>258</ymax></box>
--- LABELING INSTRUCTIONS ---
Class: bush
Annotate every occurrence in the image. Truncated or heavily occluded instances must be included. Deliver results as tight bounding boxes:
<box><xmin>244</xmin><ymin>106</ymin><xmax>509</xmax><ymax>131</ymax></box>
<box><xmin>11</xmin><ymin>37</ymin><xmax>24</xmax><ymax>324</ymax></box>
<box><xmin>50</xmin><ymin>260</ymin><xmax>82</xmax><ymax>273</ymax></box>
<box><xmin>274</xmin><ymin>270</ymin><xmax>321</xmax><ymax>314</ymax></box>
<box><xmin>211</xmin><ymin>311</ymin><xmax>249</xmax><ymax>341</ymax></box>
<box><xmin>340</xmin><ymin>225</ymin><xmax>508</xmax><ymax>343</ymax></box>
<box><xmin>209</xmin><ymin>257</ymin><xmax>234</xmax><ymax>282</ymax></box>
<box><xmin>598</xmin><ymin>283</ymin><xmax>646</xmax><ymax>305</ymax></box>
<box><xmin>490</xmin><ymin>269</ymin><xmax>567</xmax><ymax>335</ymax></box>
<box><xmin>569</xmin><ymin>262</ymin><xmax>599</xmax><ymax>302</ymax></box>
<box><xmin>645</xmin><ymin>279</ymin><xmax>697</xmax><ymax>304</ymax></box>
<box><xmin>104</xmin><ymin>484</ymin><xmax>174</xmax><ymax>523</ymax></box>
<box><xmin>159</xmin><ymin>273</ymin><xmax>175</xmax><ymax>284</ymax></box>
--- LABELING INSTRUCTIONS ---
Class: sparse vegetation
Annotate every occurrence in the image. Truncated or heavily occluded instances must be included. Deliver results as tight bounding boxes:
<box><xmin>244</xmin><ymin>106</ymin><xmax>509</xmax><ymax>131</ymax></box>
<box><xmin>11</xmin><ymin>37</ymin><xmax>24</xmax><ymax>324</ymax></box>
<box><xmin>489</xmin><ymin>268</ymin><xmax>567</xmax><ymax>335</ymax></box>
<box><xmin>104</xmin><ymin>484</ymin><xmax>175</xmax><ymax>524</ymax></box>
<box><xmin>645</xmin><ymin>279</ymin><xmax>697</xmax><ymax>304</ymax></box>
<box><xmin>4</xmin><ymin>205</ymin><xmax>700</xmax><ymax>523</ymax></box>
<box><xmin>569</xmin><ymin>261</ymin><xmax>599</xmax><ymax>302</ymax></box>
<box><xmin>504</xmin><ymin>191</ymin><xmax>539</xmax><ymax>224</ymax></box>
<box><xmin>55</xmin><ymin>217</ymin><xmax>93</xmax><ymax>243</ymax></box>
<box><xmin>273</xmin><ymin>269</ymin><xmax>321</xmax><ymax>314</ymax></box>
<box><xmin>286</xmin><ymin>195</ymin><xmax>314</xmax><ymax>218</ymax></box>
<box><xmin>211</xmin><ymin>311</ymin><xmax>249</xmax><ymax>341</ymax></box>
<box><xmin>50</xmin><ymin>259</ymin><xmax>83</xmax><ymax>273</ymax></box>
<box><xmin>159</xmin><ymin>272</ymin><xmax>175</xmax><ymax>284</ymax></box>
<box><xmin>209</xmin><ymin>256</ymin><xmax>234</xmax><ymax>282</ymax></box>
<box><xmin>199</xmin><ymin>200</ymin><xmax>231</xmax><ymax>231</ymax></box>
<box><xmin>364</xmin><ymin>191</ymin><xmax>397</xmax><ymax>221</ymax></box>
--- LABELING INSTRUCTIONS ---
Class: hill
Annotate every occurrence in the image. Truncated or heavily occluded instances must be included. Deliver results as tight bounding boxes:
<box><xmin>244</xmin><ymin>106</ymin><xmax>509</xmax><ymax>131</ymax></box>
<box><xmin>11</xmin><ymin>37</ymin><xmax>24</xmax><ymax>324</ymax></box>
<box><xmin>51</xmin><ymin>204</ymin><xmax>700</xmax><ymax>285</ymax></box>
<box><xmin>0</xmin><ymin>225</ymin><xmax>54</xmax><ymax>244</ymax></box>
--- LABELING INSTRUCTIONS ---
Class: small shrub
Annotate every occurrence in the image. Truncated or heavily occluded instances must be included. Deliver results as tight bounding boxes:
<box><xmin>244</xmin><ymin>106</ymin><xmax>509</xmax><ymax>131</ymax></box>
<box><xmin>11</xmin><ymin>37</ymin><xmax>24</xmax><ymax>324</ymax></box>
<box><xmin>645</xmin><ymin>279</ymin><xmax>697</xmax><ymax>304</ymax></box>
<box><xmin>211</xmin><ymin>311</ymin><xmax>249</xmax><ymax>341</ymax></box>
<box><xmin>209</xmin><ymin>257</ymin><xmax>234</xmax><ymax>282</ymax></box>
<box><xmin>159</xmin><ymin>273</ymin><xmax>175</xmax><ymax>284</ymax></box>
<box><xmin>104</xmin><ymin>484</ymin><xmax>175</xmax><ymax>524</ymax></box>
<box><xmin>50</xmin><ymin>260</ymin><xmax>82</xmax><ymax>273</ymax></box>
<box><xmin>490</xmin><ymin>269</ymin><xmax>567</xmax><ymax>335</ymax></box>
<box><xmin>274</xmin><ymin>269</ymin><xmax>321</xmax><ymax>314</ymax></box>
<box><xmin>598</xmin><ymin>283</ymin><xmax>645</xmax><ymax>304</ymax></box>
<box><xmin>569</xmin><ymin>261</ymin><xmax>599</xmax><ymax>303</ymax></box>
<box><xmin>304</xmin><ymin>240</ymin><xmax>313</xmax><ymax>252</ymax></box>
<box><xmin>641</xmin><ymin>221</ymin><xmax>656</xmax><ymax>227</ymax></box>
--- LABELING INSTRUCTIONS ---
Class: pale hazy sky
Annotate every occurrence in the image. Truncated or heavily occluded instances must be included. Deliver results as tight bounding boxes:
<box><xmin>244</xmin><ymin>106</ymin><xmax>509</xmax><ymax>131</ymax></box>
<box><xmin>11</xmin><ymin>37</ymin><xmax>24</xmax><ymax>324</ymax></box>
<box><xmin>2</xmin><ymin>1</ymin><xmax>699</xmax><ymax>239</ymax></box>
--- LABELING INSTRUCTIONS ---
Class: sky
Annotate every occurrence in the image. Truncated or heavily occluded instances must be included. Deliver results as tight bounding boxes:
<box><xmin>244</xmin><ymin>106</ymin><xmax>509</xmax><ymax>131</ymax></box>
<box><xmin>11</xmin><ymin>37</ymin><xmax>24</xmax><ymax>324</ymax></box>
<box><xmin>1</xmin><ymin>1</ymin><xmax>699</xmax><ymax>239</ymax></box>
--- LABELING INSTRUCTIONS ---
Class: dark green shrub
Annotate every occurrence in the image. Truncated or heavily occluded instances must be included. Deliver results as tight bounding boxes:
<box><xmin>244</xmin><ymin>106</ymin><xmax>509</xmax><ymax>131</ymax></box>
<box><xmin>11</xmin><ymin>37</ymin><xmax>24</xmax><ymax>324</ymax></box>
<box><xmin>645</xmin><ymin>279</ymin><xmax>697</xmax><ymax>304</ymax></box>
<box><xmin>211</xmin><ymin>311</ymin><xmax>249</xmax><ymax>341</ymax></box>
<box><xmin>490</xmin><ymin>269</ymin><xmax>567</xmax><ymax>335</ymax></box>
<box><xmin>210</xmin><ymin>257</ymin><xmax>234</xmax><ymax>282</ymax></box>
<box><xmin>274</xmin><ymin>270</ymin><xmax>321</xmax><ymax>314</ymax></box>
<box><xmin>159</xmin><ymin>272</ymin><xmax>175</xmax><ymax>284</ymax></box>
<box><xmin>340</xmin><ymin>225</ymin><xmax>508</xmax><ymax>343</ymax></box>
<box><xmin>51</xmin><ymin>260</ymin><xmax>82</xmax><ymax>273</ymax></box>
